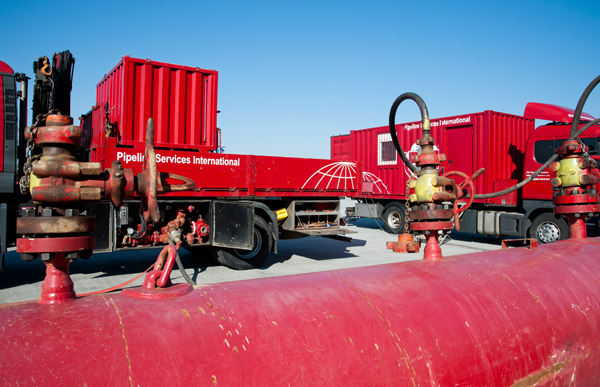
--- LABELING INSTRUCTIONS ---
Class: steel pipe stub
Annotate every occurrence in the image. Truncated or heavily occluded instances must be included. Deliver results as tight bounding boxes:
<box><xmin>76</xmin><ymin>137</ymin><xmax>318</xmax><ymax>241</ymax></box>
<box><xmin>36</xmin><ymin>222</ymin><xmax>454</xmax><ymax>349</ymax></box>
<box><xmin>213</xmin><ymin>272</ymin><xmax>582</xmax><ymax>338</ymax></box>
<box><xmin>386</xmin><ymin>234</ymin><xmax>421</xmax><ymax>253</ymax></box>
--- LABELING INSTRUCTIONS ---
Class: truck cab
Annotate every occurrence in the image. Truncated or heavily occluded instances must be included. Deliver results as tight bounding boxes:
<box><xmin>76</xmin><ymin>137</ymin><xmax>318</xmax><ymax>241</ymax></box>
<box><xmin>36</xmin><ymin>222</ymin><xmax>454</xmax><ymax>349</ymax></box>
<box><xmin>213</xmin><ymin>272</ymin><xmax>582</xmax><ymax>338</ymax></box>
<box><xmin>522</xmin><ymin>103</ymin><xmax>599</xmax><ymax>200</ymax></box>
<box><xmin>520</xmin><ymin>103</ymin><xmax>600</xmax><ymax>241</ymax></box>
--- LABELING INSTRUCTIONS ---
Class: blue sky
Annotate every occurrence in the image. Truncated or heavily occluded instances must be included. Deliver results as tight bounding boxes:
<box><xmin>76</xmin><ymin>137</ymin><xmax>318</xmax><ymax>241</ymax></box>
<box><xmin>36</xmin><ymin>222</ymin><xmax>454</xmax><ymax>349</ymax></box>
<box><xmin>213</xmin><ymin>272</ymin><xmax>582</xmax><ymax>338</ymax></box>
<box><xmin>3</xmin><ymin>0</ymin><xmax>600</xmax><ymax>159</ymax></box>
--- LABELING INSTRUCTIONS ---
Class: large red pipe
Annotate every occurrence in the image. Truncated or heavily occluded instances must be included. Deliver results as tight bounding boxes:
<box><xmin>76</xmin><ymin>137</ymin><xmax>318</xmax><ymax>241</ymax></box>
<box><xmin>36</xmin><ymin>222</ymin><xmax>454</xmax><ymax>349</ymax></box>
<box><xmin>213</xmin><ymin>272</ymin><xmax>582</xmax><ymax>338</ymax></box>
<box><xmin>1</xmin><ymin>238</ymin><xmax>600</xmax><ymax>386</ymax></box>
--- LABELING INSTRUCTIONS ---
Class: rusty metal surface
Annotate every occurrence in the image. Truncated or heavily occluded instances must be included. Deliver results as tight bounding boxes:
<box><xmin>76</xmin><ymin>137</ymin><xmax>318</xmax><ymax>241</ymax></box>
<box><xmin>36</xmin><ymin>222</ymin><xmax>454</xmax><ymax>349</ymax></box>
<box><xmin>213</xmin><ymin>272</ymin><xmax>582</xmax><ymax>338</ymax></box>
<box><xmin>412</xmin><ymin>152</ymin><xmax>445</xmax><ymax>165</ymax></box>
<box><xmin>16</xmin><ymin>216</ymin><xmax>96</xmax><ymax>234</ymax></box>
<box><xmin>137</xmin><ymin>118</ymin><xmax>161</xmax><ymax>224</ymax></box>
<box><xmin>2</xmin><ymin>238</ymin><xmax>600</xmax><ymax>385</ymax></box>
<box><xmin>34</xmin><ymin>124</ymin><xmax>82</xmax><ymax>147</ymax></box>
<box><xmin>409</xmin><ymin>208</ymin><xmax>452</xmax><ymax>220</ymax></box>
<box><xmin>44</xmin><ymin>114</ymin><xmax>73</xmax><ymax>126</ymax></box>
<box><xmin>31</xmin><ymin>160</ymin><xmax>102</xmax><ymax>178</ymax></box>
<box><xmin>31</xmin><ymin>183</ymin><xmax>102</xmax><ymax>203</ymax></box>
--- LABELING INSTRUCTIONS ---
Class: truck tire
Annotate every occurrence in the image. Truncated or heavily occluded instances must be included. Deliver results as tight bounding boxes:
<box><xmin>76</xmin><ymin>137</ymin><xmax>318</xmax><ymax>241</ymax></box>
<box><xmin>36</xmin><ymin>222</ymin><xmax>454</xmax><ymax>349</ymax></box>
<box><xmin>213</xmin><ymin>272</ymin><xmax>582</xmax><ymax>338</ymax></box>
<box><xmin>528</xmin><ymin>213</ymin><xmax>569</xmax><ymax>243</ymax></box>
<box><xmin>382</xmin><ymin>204</ymin><xmax>406</xmax><ymax>234</ymax></box>
<box><xmin>210</xmin><ymin>215</ymin><xmax>272</xmax><ymax>270</ymax></box>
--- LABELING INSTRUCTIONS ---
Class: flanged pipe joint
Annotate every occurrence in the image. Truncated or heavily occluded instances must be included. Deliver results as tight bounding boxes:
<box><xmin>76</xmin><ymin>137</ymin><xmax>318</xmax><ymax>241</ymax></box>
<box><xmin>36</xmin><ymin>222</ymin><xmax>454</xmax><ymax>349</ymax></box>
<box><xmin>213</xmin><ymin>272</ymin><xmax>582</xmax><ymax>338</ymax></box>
<box><xmin>16</xmin><ymin>114</ymin><xmax>195</xmax><ymax>303</ymax></box>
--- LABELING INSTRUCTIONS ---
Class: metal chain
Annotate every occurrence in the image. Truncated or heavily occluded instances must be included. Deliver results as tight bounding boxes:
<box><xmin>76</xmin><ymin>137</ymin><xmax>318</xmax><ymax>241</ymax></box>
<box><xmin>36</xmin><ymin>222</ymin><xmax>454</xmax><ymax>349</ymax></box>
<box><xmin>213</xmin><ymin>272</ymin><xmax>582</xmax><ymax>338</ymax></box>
<box><xmin>577</xmin><ymin>137</ymin><xmax>598</xmax><ymax>169</ymax></box>
<box><xmin>404</xmin><ymin>175</ymin><xmax>415</xmax><ymax>234</ymax></box>
<box><xmin>18</xmin><ymin>110</ymin><xmax>59</xmax><ymax>194</ymax></box>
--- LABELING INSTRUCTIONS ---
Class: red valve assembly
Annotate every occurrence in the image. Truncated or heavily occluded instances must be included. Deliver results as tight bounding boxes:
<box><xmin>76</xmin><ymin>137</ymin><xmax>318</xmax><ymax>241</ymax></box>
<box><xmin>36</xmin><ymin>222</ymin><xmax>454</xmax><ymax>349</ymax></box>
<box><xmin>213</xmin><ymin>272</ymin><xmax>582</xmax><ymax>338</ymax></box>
<box><xmin>385</xmin><ymin>93</ymin><xmax>483</xmax><ymax>260</ymax></box>
<box><xmin>550</xmin><ymin>139</ymin><xmax>600</xmax><ymax>239</ymax></box>
<box><xmin>16</xmin><ymin>114</ymin><xmax>194</xmax><ymax>303</ymax></box>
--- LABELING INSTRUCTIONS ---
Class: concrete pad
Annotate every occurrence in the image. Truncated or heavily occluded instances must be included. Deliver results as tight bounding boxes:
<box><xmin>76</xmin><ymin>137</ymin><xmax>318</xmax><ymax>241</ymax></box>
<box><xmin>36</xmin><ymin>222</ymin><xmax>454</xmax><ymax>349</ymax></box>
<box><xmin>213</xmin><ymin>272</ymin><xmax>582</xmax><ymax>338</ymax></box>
<box><xmin>0</xmin><ymin>219</ymin><xmax>506</xmax><ymax>304</ymax></box>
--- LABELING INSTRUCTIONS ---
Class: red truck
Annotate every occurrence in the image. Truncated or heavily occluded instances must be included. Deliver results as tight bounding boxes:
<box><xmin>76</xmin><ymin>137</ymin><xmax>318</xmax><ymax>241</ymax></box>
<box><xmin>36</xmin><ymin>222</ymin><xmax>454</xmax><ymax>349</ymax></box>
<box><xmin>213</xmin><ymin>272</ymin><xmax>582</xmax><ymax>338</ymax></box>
<box><xmin>331</xmin><ymin>104</ymin><xmax>600</xmax><ymax>242</ymax></box>
<box><xmin>0</xmin><ymin>54</ymin><xmax>366</xmax><ymax>272</ymax></box>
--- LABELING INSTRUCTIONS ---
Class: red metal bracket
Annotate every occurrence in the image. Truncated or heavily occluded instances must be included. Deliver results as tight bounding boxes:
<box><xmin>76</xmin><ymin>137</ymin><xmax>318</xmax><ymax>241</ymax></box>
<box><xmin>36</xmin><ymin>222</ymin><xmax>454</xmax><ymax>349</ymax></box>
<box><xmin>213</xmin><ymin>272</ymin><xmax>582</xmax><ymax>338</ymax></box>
<box><xmin>501</xmin><ymin>238</ymin><xmax>538</xmax><ymax>250</ymax></box>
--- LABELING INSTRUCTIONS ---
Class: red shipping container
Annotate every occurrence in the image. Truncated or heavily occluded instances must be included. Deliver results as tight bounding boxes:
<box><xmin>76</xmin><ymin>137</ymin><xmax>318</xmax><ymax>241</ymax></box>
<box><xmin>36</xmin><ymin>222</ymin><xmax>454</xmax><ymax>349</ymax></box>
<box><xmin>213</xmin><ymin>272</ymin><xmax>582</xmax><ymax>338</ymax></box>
<box><xmin>96</xmin><ymin>56</ymin><xmax>218</xmax><ymax>152</ymax></box>
<box><xmin>331</xmin><ymin>111</ymin><xmax>534</xmax><ymax>205</ymax></box>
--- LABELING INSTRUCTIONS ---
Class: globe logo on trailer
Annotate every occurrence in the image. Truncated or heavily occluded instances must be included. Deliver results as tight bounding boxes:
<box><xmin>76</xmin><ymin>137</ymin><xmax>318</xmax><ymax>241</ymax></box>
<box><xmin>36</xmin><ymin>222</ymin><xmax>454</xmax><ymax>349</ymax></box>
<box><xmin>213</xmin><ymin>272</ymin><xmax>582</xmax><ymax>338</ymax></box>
<box><xmin>302</xmin><ymin>162</ymin><xmax>389</xmax><ymax>194</ymax></box>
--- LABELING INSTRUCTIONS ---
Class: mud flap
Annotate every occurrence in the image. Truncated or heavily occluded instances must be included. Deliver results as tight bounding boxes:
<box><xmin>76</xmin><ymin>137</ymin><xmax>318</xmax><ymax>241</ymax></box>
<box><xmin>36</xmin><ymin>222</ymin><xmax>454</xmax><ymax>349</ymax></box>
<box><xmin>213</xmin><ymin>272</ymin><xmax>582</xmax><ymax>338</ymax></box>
<box><xmin>211</xmin><ymin>201</ymin><xmax>254</xmax><ymax>249</ymax></box>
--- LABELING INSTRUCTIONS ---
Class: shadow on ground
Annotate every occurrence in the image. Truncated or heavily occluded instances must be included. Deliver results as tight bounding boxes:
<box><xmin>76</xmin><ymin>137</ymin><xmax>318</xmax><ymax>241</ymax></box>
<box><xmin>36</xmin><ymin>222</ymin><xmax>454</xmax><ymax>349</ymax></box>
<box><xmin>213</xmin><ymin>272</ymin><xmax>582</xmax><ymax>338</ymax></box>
<box><xmin>0</xmin><ymin>247</ymin><xmax>217</xmax><ymax>290</ymax></box>
<box><xmin>258</xmin><ymin>235</ymin><xmax>368</xmax><ymax>270</ymax></box>
<box><xmin>1</xmin><ymin>232</ymin><xmax>368</xmax><ymax>289</ymax></box>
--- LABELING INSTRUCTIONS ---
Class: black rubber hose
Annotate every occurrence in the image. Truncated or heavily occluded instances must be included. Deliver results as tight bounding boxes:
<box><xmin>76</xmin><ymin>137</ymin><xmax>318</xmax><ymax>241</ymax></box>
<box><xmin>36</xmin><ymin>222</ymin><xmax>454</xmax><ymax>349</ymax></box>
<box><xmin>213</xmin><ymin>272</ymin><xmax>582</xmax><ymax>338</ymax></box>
<box><xmin>473</xmin><ymin>117</ymin><xmax>600</xmax><ymax>199</ymax></box>
<box><xmin>168</xmin><ymin>239</ymin><xmax>197</xmax><ymax>286</ymax></box>
<box><xmin>570</xmin><ymin>74</ymin><xmax>600</xmax><ymax>137</ymax></box>
<box><xmin>389</xmin><ymin>92</ymin><xmax>431</xmax><ymax>174</ymax></box>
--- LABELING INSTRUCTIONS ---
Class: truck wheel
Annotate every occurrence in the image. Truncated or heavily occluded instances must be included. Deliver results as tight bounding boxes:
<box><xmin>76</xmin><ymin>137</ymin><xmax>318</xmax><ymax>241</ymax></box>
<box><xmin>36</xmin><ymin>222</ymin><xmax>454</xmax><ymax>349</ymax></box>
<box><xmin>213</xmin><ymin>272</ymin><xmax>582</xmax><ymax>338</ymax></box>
<box><xmin>382</xmin><ymin>204</ymin><xmax>406</xmax><ymax>234</ymax></box>
<box><xmin>528</xmin><ymin>213</ymin><xmax>569</xmax><ymax>243</ymax></box>
<box><xmin>210</xmin><ymin>215</ymin><xmax>272</xmax><ymax>270</ymax></box>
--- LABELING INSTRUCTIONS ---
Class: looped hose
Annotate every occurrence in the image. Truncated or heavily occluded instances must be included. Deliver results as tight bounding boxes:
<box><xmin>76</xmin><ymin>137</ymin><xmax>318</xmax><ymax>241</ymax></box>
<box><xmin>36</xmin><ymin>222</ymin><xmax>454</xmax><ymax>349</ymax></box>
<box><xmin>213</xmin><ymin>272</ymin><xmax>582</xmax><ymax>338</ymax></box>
<box><xmin>389</xmin><ymin>92</ymin><xmax>430</xmax><ymax>174</ymax></box>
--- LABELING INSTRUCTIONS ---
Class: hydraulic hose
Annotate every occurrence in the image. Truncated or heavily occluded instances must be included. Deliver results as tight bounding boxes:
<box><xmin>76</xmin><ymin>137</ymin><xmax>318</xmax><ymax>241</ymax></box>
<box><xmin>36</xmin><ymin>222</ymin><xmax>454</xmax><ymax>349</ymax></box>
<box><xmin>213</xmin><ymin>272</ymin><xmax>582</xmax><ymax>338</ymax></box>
<box><xmin>570</xmin><ymin>74</ymin><xmax>600</xmax><ymax>137</ymax></box>
<box><xmin>389</xmin><ymin>92</ymin><xmax>431</xmax><ymax>174</ymax></box>
<box><xmin>168</xmin><ymin>239</ymin><xmax>197</xmax><ymax>286</ymax></box>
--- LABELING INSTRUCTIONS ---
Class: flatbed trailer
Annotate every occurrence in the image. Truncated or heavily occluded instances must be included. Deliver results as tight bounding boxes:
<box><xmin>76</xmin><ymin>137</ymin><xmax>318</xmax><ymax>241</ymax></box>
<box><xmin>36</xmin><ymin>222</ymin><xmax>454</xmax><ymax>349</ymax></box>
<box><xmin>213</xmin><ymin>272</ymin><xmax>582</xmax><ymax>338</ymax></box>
<box><xmin>78</xmin><ymin>56</ymin><xmax>366</xmax><ymax>269</ymax></box>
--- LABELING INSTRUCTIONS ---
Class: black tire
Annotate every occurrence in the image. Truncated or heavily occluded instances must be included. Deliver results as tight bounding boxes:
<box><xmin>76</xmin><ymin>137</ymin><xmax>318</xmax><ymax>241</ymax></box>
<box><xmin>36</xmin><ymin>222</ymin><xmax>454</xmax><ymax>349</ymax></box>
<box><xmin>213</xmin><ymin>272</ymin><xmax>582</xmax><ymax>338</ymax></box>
<box><xmin>382</xmin><ymin>204</ymin><xmax>406</xmax><ymax>234</ymax></box>
<box><xmin>528</xmin><ymin>213</ymin><xmax>569</xmax><ymax>243</ymax></box>
<box><xmin>210</xmin><ymin>215</ymin><xmax>272</xmax><ymax>270</ymax></box>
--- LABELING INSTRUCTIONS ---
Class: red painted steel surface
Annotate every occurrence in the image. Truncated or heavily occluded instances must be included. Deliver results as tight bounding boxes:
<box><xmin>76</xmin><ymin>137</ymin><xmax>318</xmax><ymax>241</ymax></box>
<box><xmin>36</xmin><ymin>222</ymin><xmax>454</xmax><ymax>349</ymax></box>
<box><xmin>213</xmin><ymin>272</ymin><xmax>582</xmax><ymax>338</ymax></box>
<box><xmin>38</xmin><ymin>255</ymin><xmax>77</xmax><ymax>304</ymax></box>
<box><xmin>524</xmin><ymin>102</ymin><xmax>596</xmax><ymax>123</ymax></box>
<box><xmin>0</xmin><ymin>60</ymin><xmax>14</xmax><ymax>74</ymax></box>
<box><xmin>96</xmin><ymin>56</ymin><xmax>219</xmax><ymax>152</ymax></box>
<box><xmin>331</xmin><ymin>111</ymin><xmax>534</xmax><ymax>205</ymax></box>
<box><xmin>2</xmin><ymin>238</ymin><xmax>600</xmax><ymax>385</ymax></box>
<box><xmin>91</xmin><ymin>146</ymin><xmax>363</xmax><ymax>198</ymax></box>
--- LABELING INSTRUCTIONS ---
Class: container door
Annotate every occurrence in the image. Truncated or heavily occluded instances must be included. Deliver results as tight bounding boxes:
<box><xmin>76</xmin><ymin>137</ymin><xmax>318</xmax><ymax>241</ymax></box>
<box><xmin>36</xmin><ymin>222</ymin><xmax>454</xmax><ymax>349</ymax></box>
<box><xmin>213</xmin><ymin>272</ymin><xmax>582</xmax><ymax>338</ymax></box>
<box><xmin>446</xmin><ymin>125</ymin><xmax>473</xmax><ymax>175</ymax></box>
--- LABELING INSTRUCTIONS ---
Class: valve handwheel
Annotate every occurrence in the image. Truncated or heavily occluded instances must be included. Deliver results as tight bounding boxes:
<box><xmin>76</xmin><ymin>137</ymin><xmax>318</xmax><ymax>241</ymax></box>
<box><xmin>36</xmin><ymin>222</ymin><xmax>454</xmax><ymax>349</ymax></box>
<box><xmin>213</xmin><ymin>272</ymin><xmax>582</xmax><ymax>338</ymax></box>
<box><xmin>442</xmin><ymin>168</ymin><xmax>484</xmax><ymax>230</ymax></box>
